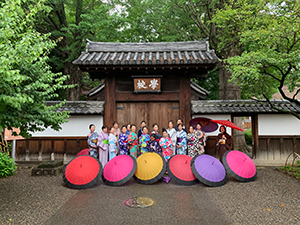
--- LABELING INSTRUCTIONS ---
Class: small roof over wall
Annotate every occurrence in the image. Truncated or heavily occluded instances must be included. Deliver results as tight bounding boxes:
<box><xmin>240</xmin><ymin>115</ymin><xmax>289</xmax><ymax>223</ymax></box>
<box><xmin>47</xmin><ymin>101</ymin><xmax>104</xmax><ymax>115</ymax></box>
<box><xmin>73</xmin><ymin>39</ymin><xmax>218</xmax><ymax>71</ymax></box>
<box><xmin>192</xmin><ymin>99</ymin><xmax>300</xmax><ymax>115</ymax></box>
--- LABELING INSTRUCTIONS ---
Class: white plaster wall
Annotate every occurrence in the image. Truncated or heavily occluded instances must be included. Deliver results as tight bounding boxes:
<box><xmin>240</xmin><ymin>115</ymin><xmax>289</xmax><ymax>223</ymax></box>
<box><xmin>258</xmin><ymin>114</ymin><xmax>300</xmax><ymax>135</ymax></box>
<box><xmin>192</xmin><ymin>114</ymin><xmax>232</xmax><ymax>135</ymax></box>
<box><xmin>32</xmin><ymin>115</ymin><xmax>103</xmax><ymax>137</ymax></box>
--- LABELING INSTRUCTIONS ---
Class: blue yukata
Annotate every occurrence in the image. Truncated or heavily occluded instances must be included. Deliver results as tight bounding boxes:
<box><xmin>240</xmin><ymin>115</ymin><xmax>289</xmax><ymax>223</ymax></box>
<box><xmin>118</xmin><ymin>132</ymin><xmax>129</xmax><ymax>155</ymax></box>
<box><xmin>139</xmin><ymin>133</ymin><xmax>150</xmax><ymax>154</ymax></box>
<box><xmin>87</xmin><ymin>131</ymin><xmax>99</xmax><ymax>158</ymax></box>
<box><xmin>146</xmin><ymin>140</ymin><xmax>162</xmax><ymax>154</ymax></box>
<box><xmin>109</xmin><ymin>133</ymin><xmax>117</xmax><ymax>160</ymax></box>
<box><xmin>176</xmin><ymin>130</ymin><xmax>187</xmax><ymax>155</ymax></box>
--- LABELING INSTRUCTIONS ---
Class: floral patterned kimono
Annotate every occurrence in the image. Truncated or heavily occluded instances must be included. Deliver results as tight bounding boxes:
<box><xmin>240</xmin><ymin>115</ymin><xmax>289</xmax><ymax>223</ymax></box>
<box><xmin>159</xmin><ymin>137</ymin><xmax>173</xmax><ymax>161</ymax></box>
<box><xmin>109</xmin><ymin>133</ymin><xmax>117</xmax><ymax>160</ymax></box>
<box><xmin>139</xmin><ymin>133</ymin><xmax>150</xmax><ymax>155</ymax></box>
<box><xmin>187</xmin><ymin>131</ymin><xmax>198</xmax><ymax>157</ymax></box>
<box><xmin>146</xmin><ymin>140</ymin><xmax>162</xmax><ymax>154</ymax></box>
<box><xmin>176</xmin><ymin>130</ymin><xmax>187</xmax><ymax>155</ymax></box>
<box><xmin>118</xmin><ymin>132</ymin><xmax>128</xmax><ymax>155</ymax></box>
<box><xmin>87</xmin><ymin>131</ymin><xmax>99</xmax><ymax>158</ymax></box>
<box><xmin>167</xmin><ymin>128</ymin><xmax>177</xmax><ymax>155</ymax></box>
<box><xmin>128</xmin><ymin>132</ymin><xmax>138</xmax><ymax>159</ymax></box>
<box><xmin>98</xmin><ymin>131</ymin><xmax>109</xmax><ymax>166</ymax></box>
<box><xmin>195</xmin><ymin>130</ymin><xmax>207</xmax><ymax>155</ymax></box>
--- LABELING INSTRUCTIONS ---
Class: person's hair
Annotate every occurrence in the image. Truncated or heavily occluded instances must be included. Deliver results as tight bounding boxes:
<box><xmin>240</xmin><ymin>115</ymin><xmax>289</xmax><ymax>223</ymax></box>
<box><xmin>121</xmin><ymin>125</ymin><xmax>127</xmax><ymax>130</ymax></box>
<box><xmin>153</xmin><ymin>123</ymin><xmax>159</xmax><ymax>128</ymax></box>
<box><xmin>196</xmin><ymin>123</ymin><xmax>201</xmax><ymax>127</ymax></box>
<box><xmin>177</xmin><ymin>118</ymin><xmax>183</xmax><ymax>123</ymax></box>
<box><xmin>127</xmin><ymin>123</ymin><xmax>131</xmax><ymax>127</ymax></box>
<box><xmin>189</xmin><ymin>125</ymin><xmax>194</xmax><ymax>130</ymax></box>
<box><xmin>130</xmin><ymin>124</ymin><xmax>136</xmax><ymax>129</ymax></box>
<box><xmin>102</xmin><ymin>125</ymin><xmax>108</xmax><ymax>130</ymax></box>
<box><xmin>109</xmin><ymin>126</ymin><xmax>114</xmax><ymax>131</ymax></box>
<box><xmin>162</xmin><ymin>128</ymin><xmax>167</xmax><ymax>133</ymax></box>
<box><xmin>89</xmin><ymin>124</ymin><xmax>95</xmax><ymax>129</ymax></box>
<box><xmin>112</xmin><ymin>121</ymin><xmax>118</xmax><ymax>126</ymax></box>
<box><xmin>142</xmin><ymin>126</ymin><xmax>148</xmax><ymax>131</ymax></box>
<box><xmin>219</xmin><ymin>125</ymin><xmax>226</xmax><ymax>132</ymax></box>
<box><xmin>178</xmin><ymin>123</ymin><xmax>183</xmax><ymax>128</ymax></box>
<box><xmin>140</xmin><ymin>120</ymin><xmax>146</xmax><ymax>124</ymax></box>
<box><xmin>150</xmin><ymin>133</ymin><xmax>156</xmax><ymax>138</ymax></box>
<box><xmin>168</xmin><ymin>120</ymin><xmax>174</xmax><ymax>125</ymax></box>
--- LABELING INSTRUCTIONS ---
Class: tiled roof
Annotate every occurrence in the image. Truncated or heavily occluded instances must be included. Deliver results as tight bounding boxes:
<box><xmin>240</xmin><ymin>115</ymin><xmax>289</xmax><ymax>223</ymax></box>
<box><xmin>192</xmin><ymin>100</ymin><xmax>300</xmax><ymax>114</ymax></box>
<box><xmin>73</xmin><ymin>39</ymin><xmax>219</xmax><ymax>66</ymax></box>
<box><xmin>47</xmin><ymin>101</ymin><xmax>104</xmax><ymax>115</ymax></box>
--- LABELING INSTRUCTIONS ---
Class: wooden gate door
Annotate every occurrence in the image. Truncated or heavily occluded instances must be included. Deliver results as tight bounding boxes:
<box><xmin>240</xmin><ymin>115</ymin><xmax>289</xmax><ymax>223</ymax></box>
<box><xmin>116</xmin><ymin>102</ymin><xmax>179</xmax><ymax>133</ymax></box>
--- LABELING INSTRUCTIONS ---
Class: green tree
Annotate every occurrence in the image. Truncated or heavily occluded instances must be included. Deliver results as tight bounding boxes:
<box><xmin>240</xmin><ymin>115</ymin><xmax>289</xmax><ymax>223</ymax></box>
<box><xmin>0</xmin><ymin>0</ymin><xmax>69</xmax><ymax>138</ymax></box>
<box><xmin>35</xmin><ymin>0</ymin><xmax>123</xmax><ymax>100</ymax></box>
<box><xmin>217</xmin><ymin>0</ymin><xmax>300</xmax><ymax>119</ymax></box>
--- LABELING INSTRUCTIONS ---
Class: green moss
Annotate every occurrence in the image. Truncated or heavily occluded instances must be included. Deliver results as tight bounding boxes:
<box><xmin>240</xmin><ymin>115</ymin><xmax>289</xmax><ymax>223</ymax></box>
<box><xmin>244</xmin><ymin>128</ymin><xmax>252</xmax><ymax>145</ymax></box>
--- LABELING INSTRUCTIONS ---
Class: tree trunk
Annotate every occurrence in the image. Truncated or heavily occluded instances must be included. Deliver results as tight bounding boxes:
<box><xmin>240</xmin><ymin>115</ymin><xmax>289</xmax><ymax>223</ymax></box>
<box><xmin>64</xmin><ymin>62</ymin><xmax>83</xmax><ymax>101</ymax></box>
<box><xmin>218</xmin><ymin>61</ymin><xmax>250</xmax><ymax>153</ymax></box>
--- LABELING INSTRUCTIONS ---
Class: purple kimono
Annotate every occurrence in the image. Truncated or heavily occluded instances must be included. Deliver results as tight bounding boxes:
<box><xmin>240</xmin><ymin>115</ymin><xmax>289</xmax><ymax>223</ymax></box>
<box><xmin>98</xmin><ymin>131</ymin><xmax>109</xmax><ymax>166</ymax></box>
<box><xmin>146</xmin><ymin>140</ymin><xmax>162</xmax><ymax>154</ymax></box>
<box><xmin>118</xmin><ymin>132</ymin><xmax>128</xmax><ymax>155</ymax></box>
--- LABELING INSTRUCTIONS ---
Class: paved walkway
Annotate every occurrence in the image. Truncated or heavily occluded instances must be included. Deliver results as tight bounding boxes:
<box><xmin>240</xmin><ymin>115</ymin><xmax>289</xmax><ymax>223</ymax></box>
<box><xmin>0</xmin><ymin>167</ymin><xmax>299</xmax><ymax>225</ymax></box>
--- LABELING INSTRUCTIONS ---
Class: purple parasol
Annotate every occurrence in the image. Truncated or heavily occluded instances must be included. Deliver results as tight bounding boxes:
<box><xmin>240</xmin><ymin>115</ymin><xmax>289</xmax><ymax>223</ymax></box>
<box><xmin>189</xmin><ymin>117</ymin><xmax>218</xmax><ymax>133</ymax></box>
<box><xmin>191</xmin><ymin>154</ymin><xmax>226</xmax><ymax>187</ymax></box>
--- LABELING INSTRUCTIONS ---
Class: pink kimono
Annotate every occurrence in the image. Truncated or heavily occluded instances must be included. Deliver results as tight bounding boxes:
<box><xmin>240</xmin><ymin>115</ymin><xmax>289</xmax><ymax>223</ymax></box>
<box><xmin>98</xmin><ymin>131</ymin><xmax>109</xmax><ymax>166</ymax></box>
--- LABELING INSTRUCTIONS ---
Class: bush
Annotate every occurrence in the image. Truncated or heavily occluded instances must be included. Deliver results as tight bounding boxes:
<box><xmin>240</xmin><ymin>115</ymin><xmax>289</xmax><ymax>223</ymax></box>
<box><xmin>244</xmin><ymin>128</ymin><xmax>252</xmax><ymax>146</ymax></box>
<box><xmin>0</xmin><ymin>152</ymin><xmax>17</xmax><ymax>177</ymax></box>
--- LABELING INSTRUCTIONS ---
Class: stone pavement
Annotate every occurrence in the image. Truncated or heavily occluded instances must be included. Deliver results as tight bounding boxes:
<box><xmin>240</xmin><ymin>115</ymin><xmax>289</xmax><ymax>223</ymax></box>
<box><xmin>43</xmin><ymin>178</ymin><xmax>231</xmax><ymax>225</ymax></box>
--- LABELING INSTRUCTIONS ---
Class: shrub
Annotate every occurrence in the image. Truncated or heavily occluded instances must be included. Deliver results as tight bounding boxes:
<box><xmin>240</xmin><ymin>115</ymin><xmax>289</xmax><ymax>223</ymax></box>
<box><xmin>0</xmin><ymin>152</ymin><xmax>17</xmax><ymax>178</ymax></box>
<box><xmin>244</xmin><ymin>128</ymin><xmax>252</xmax><ymax>146</ymax></box>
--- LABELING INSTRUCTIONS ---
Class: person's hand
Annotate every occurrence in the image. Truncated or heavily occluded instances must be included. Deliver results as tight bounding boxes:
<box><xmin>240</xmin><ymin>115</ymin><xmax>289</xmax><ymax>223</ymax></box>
<box><xmin>222</xmin><ymin>135</ymin><xmax>226</xmax><ymax>140</ymax></box>
<box><xmin>194</xmin><ymin>150</ymin><xmax>196</xmax><ymax>152</ymax></box>
<box><xmin>92</xmin><ymin>145</ymin><xmax>96</xmax><ymax>148</ymax></box>
<box><xmin>114</xmin><ymin>150</ymin><xmax>117</xmax><ymax>154</ymax></box>
<box><xmin>219</xmin><ymin>139</ymin><xmax>223</xmax><ymax>143</ymax></box>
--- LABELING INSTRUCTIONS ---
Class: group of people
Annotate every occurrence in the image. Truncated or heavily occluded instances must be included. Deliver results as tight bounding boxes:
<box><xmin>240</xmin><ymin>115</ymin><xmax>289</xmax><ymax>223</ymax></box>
<box><xmin>87</xmin><ymin>118</ymin><xmax>231</xmax><ymax>166</ymax></box>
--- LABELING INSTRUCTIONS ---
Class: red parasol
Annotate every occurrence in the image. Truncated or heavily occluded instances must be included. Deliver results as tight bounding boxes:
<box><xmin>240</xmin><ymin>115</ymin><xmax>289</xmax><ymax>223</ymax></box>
<box><xmin>167</xmin><ymin>155</ymin><xmax>198</xmax><ymax>185</ymax></box>
<box><xmin>211</xmin><ymin>120</ymin><xmax>244</xmax><ymax>132</ymax></box>
<box><xmin>76</xmin><ymin>148</ymin><xmax>90</xmax><ymax>157</ymax></box>
<box><xmin>63</xmin><ymin>155</ymin><xmax>102</xmax><ymax>189</ymax></box>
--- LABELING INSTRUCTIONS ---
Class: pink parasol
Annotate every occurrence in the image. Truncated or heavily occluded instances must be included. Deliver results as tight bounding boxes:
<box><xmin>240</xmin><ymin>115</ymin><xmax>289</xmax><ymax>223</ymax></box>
<box><xmin>76</xmin><ymin>148</ymin><xmax>90</xmax><ymax>157</ymax></box>
<box><xmin>222</xmin><ymin>150</ymin><xmax>257</xmax><ymax>182</ymax></box>
<box><xmin>211</xmin><ymin>120</ymin><xmax>244</xmax><ymax>132</ymax></box>
<box><xmin>102</xmin><ymin>155</ymin><xmax>137</xmax><ymax>186</ymax></box>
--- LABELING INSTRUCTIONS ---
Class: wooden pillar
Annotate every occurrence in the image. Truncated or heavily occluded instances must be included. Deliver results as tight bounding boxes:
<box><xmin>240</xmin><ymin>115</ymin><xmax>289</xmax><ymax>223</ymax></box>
<box><xmin>179</xmin><ymin>74</ymin><xmax>191</xmax><ymax>128</ymax></box>
<box><xmin>251</xmin><ymin>114</ymin><xmax>259</xmax><ymax>159</ymax></box>
<box><xmin>104</xmin><ymin>74</ymin><xmax>116</xmax><ymax>127</ymax></box>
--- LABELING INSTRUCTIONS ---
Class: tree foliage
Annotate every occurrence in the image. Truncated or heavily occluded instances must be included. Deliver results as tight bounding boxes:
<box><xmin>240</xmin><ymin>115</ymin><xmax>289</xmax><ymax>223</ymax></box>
<box><xmin>0</xmin><ymin>0</ymin><xmax>69</xmax><ymax>137</ymax></box>
<box><xmin>215</xmin><ymin>0</ymin><xmax>300</xmax><ymax>119</ymax></box>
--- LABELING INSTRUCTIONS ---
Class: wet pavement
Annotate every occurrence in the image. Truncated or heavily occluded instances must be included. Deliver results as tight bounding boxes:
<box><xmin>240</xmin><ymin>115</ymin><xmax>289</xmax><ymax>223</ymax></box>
<box><xmin>43</xmin><ymin>178</ymin><xmax>231</xmax><ymax>225</ymax></box>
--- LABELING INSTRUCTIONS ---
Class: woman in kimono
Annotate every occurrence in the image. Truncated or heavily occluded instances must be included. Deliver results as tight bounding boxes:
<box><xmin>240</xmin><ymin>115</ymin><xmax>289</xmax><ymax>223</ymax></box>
<box><xmin>139</xmin><ymin>126</ymin><xmax>150</xmax><ymax>155</ymax></box>
<box><xmin>98</xmin><ymin>126</ymin><xmax>109</xmax><ymax>166</ymax></box>
<box><xmin>151</xmin><ymin>124</ymin><xmax>162</xmax><ymax>142</ymax></box>
<box><xmin>159</xmin><ymin>129</ymin><xmax>173</xmax><ymax>161</ymax></box>
<box><xmin>166</xmin><ymin>120</ymin><xmax>176</xmax><ymax>155</ymax></box>
<box><xmin>216</xmin><ymin>125</ymin><xmax>231</xmax><ymax>164</ymax></box>
<box><xmin>146</xmin><ymin>134</ymin><xmax>162</xmax><ymax>154</ymax></box>
<box><xmin>118</xmin><ymin>126</ymin><xmax>129</xmax><ymax>155</ymax></box>
<box><xmin>87</xmin><ymin>124</ymin><xmax>98</xmax><ymax>158</ymax></box>
<box><xmin>187</xmin><ymin>126</ymin><xmax>198</xmax><ymax>157</ymax></box>
<box><xmin>176</xmin><ymin>123</ymin><xmax>187</xmax><ymax>155</ymax></box>
<box><xmin>108</xmin><ymin>127</ymin><xmax>118</xmax><ymax>160</ymax></box>
<box><xmin>113</xmin><ymin>121</ymin><xmax>121</xmax><ymax>138</ymax></box>
<box><xmin>126</xmin><ymin>124</ymin><xmax>131</xmax><ymax>135</ymax></box>
<box><xmin>128</xmin><ymin>124</ymin><xmax>138</xmax><ymax>159</ymax></box>
<box><xmin>195</xmin><ymin>123</ymin><xmax>207</xmax><ymax>155</ymax></box>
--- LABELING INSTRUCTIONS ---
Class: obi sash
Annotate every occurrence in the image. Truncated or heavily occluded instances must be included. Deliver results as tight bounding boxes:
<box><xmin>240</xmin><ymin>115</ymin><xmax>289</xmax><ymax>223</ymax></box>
<box><xmin>102</xmin><ymin>139</ymin><xmax>109</xmax><ymax>145</ymax></box>
<box><xmin>188</xmin><ymin>142</ymin><xmax>194</xmax><ymax>146</ymax></box>
<box><xmin>92</xmin><ymin>139</ymin><xmax>97</xmax><ymax>144</ymax></box>
<box><xmin>177</xmin><ymin>137</ymin><xmax>183</xmax><ymax>143</ymax></box>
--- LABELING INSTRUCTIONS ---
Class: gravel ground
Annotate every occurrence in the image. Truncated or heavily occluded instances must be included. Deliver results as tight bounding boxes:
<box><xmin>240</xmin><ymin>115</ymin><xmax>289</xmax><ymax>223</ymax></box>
<box><xmin>0</xmin><ymin>167</ymin><xmax>78</xmax><ymax>225</ymax></box>
<box><xmin>208</xmin><ymin>167</ymin><xmax>300</xmax><ymax>225</ymax></box>
<box><xmin>0</xmin><ymin>166</ymin><xmax>299</xmax><ymax>225</ymax></box>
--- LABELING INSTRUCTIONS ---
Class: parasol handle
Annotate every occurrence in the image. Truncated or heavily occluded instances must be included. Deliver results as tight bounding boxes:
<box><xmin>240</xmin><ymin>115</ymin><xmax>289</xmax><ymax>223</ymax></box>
<box><xmin>244</xmin><ymin>158</ymin><xmax>247</xmax><ymax>161</ymax></box>
<box><xmin>145</xmin><ymin>160</ymin><xmax>147</xmax><ymax>163</ymax></box>
<box><xmin>114</xmin><ymin>161</ymin><xmax>117</xmax><ymax>165</ymax></box>
<box><xmin>80</xmin><ymin>164</ymin><xmax>82</xmax><ymax>168</ymax></box>
<box><xmin>212</xmin><ymin>161</ymin><xmax>214</xmax><ymax>165</ymax></box>
<box><xmin>185</xmin><ymin>160</ymin><xmax>188</xmax><ymax>164</ymax></box>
